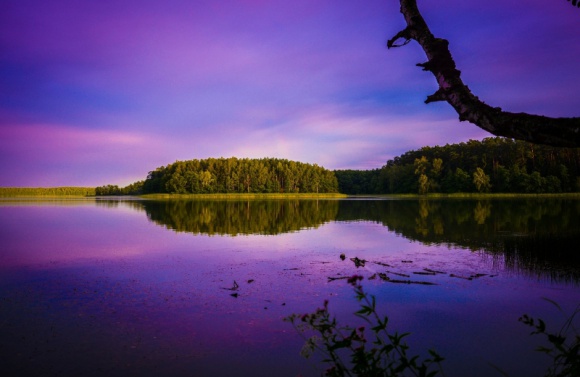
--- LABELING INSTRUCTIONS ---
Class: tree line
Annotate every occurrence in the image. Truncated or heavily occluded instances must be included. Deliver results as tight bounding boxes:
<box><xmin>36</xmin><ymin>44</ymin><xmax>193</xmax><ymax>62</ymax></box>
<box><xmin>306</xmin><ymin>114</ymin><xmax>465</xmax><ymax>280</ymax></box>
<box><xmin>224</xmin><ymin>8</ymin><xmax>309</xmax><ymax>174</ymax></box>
<box><xmin>94</xmin><ymin>181</ymin><xmax>144</xmax><ymax>196</ymax></box>
<box><xmin>95</xmin><ymin>138</ymin><xmax>580</xmax><ymax>196</ymax></box>
<box><xmin>336</xmin><ymin>137</ymin><xmax>580</xmax><ymax>194</ymax></box>
<box><xmin>0</xmin><ymin>187</ymin><xmax>96</xmax><ymax>196</ymax></box>
<box><xmin>97</xmin><ymin>157</ymin><xmax>339</xmax><ymax>195</ymax></box>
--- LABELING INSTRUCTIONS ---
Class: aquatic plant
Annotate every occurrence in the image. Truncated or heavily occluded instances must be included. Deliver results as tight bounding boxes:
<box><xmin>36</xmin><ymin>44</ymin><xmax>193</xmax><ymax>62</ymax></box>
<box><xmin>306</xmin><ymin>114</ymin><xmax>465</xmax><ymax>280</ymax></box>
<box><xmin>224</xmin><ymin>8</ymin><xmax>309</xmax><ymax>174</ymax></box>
<box><xmin>284</xmin><ymin>275</ymin><xmax>444</xmax><ymax>377</ymax></box>
<box><xmin>287</xmin><ymin>276</ymin><xmax>580</xmax><ymax>377</ymax></box>
<box><xmin>519</xmin><ymin>300</ymin><xmax>580</xmax><ymax>377</ymax></box>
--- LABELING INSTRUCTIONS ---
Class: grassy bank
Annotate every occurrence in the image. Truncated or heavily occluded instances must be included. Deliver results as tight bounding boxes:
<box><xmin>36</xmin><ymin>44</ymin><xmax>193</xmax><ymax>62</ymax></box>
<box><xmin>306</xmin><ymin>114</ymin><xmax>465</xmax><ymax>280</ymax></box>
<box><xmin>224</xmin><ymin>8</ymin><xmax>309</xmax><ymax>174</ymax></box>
<box><xmin>352</xmin><ymin>192</ymin><xmax>580</xmax><ymax>199</ymax></box>
<box><xmin>4</xmin><ymin>188</ymin><xmax>580</xmax><ymax>200</ymax></box>
<box><xmin>0</xmin><ymin>187</ymin><xmax>96</xmax><ymax>197</ymax></box>
<box><xmin>139</xmin><ymin>192</ymin><xmax>347</xmax><ymax>200</ymax></box>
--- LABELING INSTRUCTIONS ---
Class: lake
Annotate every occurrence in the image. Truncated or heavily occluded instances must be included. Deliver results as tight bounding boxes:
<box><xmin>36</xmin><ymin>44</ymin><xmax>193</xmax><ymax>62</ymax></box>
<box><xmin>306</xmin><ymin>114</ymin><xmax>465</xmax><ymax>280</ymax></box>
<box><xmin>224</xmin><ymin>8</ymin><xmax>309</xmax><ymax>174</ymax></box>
<box><xmin>1</xmin><ymin>197</ymin><xmax>579</xmax><ymax>377</ymax></box>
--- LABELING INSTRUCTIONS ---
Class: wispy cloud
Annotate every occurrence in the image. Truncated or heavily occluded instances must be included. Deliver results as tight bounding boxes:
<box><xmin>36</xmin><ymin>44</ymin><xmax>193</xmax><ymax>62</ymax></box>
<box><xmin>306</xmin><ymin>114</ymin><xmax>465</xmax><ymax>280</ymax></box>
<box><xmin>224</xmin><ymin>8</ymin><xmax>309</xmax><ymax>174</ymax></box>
<box><xmin>0</xmin><ymin>0</ymin><xmax>578</xmax><ymax>186</ymax></box>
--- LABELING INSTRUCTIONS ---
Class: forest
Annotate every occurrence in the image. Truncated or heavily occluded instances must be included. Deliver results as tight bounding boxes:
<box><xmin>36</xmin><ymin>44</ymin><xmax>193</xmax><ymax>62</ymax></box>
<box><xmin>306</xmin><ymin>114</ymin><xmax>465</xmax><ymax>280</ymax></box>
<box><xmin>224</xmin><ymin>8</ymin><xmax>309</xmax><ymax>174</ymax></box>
<box><xmin>95</xmin><ymin>137</ymin><xmax>580</xmax><ymax>196</ymax></box>
<box><xmin>336</xmin><ymin>137</ymin><xmax>580</xmax><ymax>195</ymax></box>
<box><xmin>96</xmin><ymin>157</ymin><xmax>339</xmax><ymax>195</ymax></box>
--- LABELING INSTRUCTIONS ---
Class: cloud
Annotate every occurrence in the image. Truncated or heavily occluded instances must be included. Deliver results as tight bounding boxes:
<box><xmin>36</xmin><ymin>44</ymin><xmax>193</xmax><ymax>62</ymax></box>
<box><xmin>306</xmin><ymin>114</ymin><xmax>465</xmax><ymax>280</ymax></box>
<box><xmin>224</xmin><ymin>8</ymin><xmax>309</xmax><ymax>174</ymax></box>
<box><xmin>191</xmin><ymin>104</ymin><xmax>489</xmax><ymax>171</ymax></box>
<box><xmin>0</xmin><ymin>121</ymin><xmax>165</xmax><ymax>186</ymax></box>
<box><xmin>0</xmin><ymin>0</ymin><xmax>578</xmax><ymax>187</ymax></box>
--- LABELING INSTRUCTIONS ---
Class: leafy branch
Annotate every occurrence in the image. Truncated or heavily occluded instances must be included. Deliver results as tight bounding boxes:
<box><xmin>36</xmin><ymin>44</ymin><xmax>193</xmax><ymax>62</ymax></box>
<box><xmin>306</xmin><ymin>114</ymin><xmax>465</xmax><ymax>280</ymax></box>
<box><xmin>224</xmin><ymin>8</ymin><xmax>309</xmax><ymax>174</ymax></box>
<box><xmin>519</xmin><ymin>299</ymin><xmax>580</xmax><ymax>377</ymax></box>
<box><xmin>284</xmin><ymin>275</ymin><xmax>444</xmax><ymax>377</ymax></box>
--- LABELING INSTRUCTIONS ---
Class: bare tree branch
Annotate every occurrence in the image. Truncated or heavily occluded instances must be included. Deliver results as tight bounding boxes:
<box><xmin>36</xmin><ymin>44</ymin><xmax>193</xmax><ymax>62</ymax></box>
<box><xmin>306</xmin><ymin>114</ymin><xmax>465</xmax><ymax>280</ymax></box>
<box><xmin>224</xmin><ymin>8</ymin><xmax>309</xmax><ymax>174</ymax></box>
<box><xmin>388</xmin><ymin>0</ymin><xmax>580</xmax><ymax>147</ymax></box>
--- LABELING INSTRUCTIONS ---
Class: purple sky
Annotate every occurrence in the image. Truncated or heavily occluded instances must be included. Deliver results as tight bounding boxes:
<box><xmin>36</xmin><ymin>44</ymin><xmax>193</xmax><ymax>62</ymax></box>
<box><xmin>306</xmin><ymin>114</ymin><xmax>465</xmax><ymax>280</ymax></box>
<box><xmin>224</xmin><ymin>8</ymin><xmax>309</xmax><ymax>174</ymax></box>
<box><xmin>1</xmin><ymin>0</ymin><xmax>579</xmax><ymax>187</ymax></box>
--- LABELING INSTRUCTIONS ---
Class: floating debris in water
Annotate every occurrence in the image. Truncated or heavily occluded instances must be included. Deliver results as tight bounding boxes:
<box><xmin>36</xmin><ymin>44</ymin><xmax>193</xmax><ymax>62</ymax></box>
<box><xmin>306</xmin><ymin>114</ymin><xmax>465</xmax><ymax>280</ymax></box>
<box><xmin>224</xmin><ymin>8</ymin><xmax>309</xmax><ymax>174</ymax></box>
<box><xmin>364</xmin><ymin>273</ymin><xmax>389</xmax><ymax>281</ymax></box>
<box><xmin>413</xmin><ymin>271</ymin><xmax>436</xmax><ymax>276</ymax></box>
<box><xmin>373</xmin><ymin>261</ymin><xmax>392</xmax><ymax>267</ymax></box>
<box><xmin>350</xmin><ymin>257</ymin><xmax>367</xmax><ymax>268</ymax></box>
<box><xmin>377</xmin><ymin>273</ymin><xmax>389</xmax><ymax>281</ymax></box>
<box><xmin>328</xmin><ymin>276</ymin><xmax>349</xmax><ymax>282</ymax></box>
<box><xmin>340</xmin><ymin>253</ymin><xmax>346</xmax><ymax>261</ymax></box>
<box><xmin>222</xmin><ymin>280</ymin><xmax>240</xmax><ymax>291</ymax></box>
<box><xmin>247</xmin><ymin>279</ymin><xmax>255</xmax><ymax>284</ymax></box>
<box><xmin>388</xmin><ymin>279</ymin><xmax>437</xmax><ymax>285</ymax></box>
<box><xmin>470</xmin><ymin>273</ymin><xmax>487</xmax><ymax>279</ymax></box>
<box><xmin>401</xmin><ymin>260</ymin><xmax>413</xmax><ymax>263</ymax></box>
<box><xmin>449</xmin><ymin>274</ymin><xmax>473</xmax><ymax>280</ymax></box>
<box><xmin>230</xmin><ymin>293</ymin><xmax>239</xmax><ymax>298</ymax></box>
<box><xmin>386</xmin><ymin>270</ymin><xmax>410</xmax><ymax>278</ymax></box>
<box><xmin>424</xmin><ymin>268</ymin><xmax>446</xmax><ymax>274</ymax></box>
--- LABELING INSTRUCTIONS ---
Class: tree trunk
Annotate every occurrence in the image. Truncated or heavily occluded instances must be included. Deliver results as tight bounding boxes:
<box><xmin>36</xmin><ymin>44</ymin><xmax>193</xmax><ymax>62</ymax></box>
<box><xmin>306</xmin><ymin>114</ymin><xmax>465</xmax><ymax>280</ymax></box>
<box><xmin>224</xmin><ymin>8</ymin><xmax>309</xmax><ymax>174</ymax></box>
<box><xmin>388</xmin><ymin>0</ymin><xmax>580</xmax><ymax>147</ymax></box>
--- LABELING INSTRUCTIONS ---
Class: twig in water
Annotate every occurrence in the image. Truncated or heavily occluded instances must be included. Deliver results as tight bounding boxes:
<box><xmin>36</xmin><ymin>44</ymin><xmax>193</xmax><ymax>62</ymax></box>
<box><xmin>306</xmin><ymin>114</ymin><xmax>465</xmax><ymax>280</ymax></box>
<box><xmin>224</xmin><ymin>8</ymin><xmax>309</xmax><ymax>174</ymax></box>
<box><xmin>328</xmin><ymin>276</ymin><xmax>349</xmax><ymax>282</ymax></box>
<box><xmin>388</xmin><ymin>279</ymin><xmax>437</xmax><ymax>286</ymax></box>
<box><xmin>424</xmin><ymin>268</ymin><xmax>446</xmax><ymax>274</ymax></box>
<box><xmin>222</xmin><ymin>280</ymin><xmax>240</xmax><ymax>290</ymax></box>
<box><xmin>373</xmin><ymin>261</ymin><xmax>392</xmax><ymax>267</ymax></box>
<box><xmin>386</xmin><ymin>270</ymin><xmax>410</xmax><ymax>278</ymax></box>
<box><xmin>449</xmin><ymin>274</ymin><xmax>473</xmax><ymax>281</ymax></box>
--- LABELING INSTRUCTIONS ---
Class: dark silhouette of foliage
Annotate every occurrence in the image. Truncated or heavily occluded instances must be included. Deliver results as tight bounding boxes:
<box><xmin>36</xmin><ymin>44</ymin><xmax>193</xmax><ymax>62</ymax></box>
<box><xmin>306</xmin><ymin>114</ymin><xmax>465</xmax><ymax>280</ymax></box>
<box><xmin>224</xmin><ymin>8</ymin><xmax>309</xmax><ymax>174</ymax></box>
<box><xmin>520</xmin><ymin>300</ymin><xmax>580</xmax><ymax>377</ymax></box>
<box><xmin>285</xmin><ymin>276</ymin><xmax>444</xmax><ymax>377</ymax></box>
<box><xmin>288</xmin><ymin>277</ymin><xmax>579</xmax><ymax>377</ymax></box>
<box><xmin>334</xmin><ymin>170</ymin><xmax>382</xmax><ymax>195</ymax></box>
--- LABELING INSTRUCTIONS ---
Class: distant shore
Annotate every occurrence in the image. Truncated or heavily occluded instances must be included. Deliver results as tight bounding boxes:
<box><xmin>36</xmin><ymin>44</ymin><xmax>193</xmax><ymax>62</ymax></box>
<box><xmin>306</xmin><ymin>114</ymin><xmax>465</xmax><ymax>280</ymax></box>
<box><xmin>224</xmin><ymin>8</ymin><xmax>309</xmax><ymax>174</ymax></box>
<box><xmin>0</xmin><ymin>188</ymin><xmax>346</xmax><ymax>199</ymax></box>
<box><xmin>139</xmin><ymin>193</ymin><xmax>347</xmax><ymax>199</ymax></box>
<box><xmin>0</xmin><ymin>187</ymin><xmax>96</xmax><ymax>197</ymax></box>
<box><xmin>3</xmin><ymin>187</ymin><xmax>580</xmax><ymax>200</ymax></box>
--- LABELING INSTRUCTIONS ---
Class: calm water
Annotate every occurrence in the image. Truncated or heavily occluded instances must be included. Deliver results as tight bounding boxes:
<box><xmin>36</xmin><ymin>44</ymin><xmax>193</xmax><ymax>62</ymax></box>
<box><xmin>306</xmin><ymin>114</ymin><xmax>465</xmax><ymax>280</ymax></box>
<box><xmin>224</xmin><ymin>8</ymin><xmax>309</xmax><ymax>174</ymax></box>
<box><xmin>1</xmin><ymin>198</ymin><xmax>579</xmax><ymax>377</ymax></box>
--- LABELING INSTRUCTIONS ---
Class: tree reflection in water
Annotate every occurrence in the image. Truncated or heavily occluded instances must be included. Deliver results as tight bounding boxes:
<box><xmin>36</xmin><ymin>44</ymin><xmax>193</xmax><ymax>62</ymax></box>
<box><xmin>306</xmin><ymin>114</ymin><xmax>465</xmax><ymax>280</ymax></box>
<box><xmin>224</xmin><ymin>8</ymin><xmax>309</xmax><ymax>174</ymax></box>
<box><xmin>122</xmin><ymin>198</ymin><xmax>580</xmax><ymax>283</ymax></box>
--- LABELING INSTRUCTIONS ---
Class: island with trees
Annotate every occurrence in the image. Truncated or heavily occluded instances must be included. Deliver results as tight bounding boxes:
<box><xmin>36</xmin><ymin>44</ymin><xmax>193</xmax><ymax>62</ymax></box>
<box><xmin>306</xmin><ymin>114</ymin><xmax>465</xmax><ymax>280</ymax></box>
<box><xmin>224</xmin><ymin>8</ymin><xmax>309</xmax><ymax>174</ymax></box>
<box><xmin>95</xmin><ymin>157</ymin><xmax>339</xmax><ymax>196</ymax></box>
<box><xmin>93</xmin><ymin>137</ymin><xmax>580</xmax><ymax>197</ymax></box>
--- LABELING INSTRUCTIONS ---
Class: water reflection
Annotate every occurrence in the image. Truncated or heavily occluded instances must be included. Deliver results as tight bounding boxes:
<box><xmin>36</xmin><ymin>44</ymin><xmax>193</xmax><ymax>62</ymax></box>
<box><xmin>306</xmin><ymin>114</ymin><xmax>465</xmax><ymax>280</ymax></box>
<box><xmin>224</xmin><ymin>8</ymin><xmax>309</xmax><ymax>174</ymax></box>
<box><xmin>337</xmin><ymin>198</ymin><xmax>580</xmax><ymax>282</ymax></box>
<box><xmin>2</xmin><ymin>197</ymin><xmax>580</xmax><ymax>377</ymax></box>
<box><xmin>139</xmin><ymin>200</ymin><xmax>339</xmax><ymax>236</ymax></box>
<box><xmin>135</xmin><ymin>198</ymin><xmax>580</xmax><ymax>282</ymax></box>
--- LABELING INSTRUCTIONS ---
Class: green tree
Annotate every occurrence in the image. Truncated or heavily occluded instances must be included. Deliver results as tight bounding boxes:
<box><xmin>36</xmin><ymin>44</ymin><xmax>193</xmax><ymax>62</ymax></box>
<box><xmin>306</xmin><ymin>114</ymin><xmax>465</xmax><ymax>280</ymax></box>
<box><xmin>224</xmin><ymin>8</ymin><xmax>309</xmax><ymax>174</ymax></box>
<box><xmin>473</xmin><ymin>167</ymin><xmax>491</xmax><ymax>193</ymax></box>
<box><xmin>493</xmin><ymin>165</ymin><xmax>511</xmax><ymax>193</ymax></box>
<box><xmin>442</xmin><ymin>167</ymin><xmax>472</xmax><ymax>193</ymax></box>
<box><xmin>199</xmin><ymin>170</ymin><xmax>214</xmax><ymax>192</ymax></box>
<box><xmin>414</xmin><ymin>156</ymin><xmax>430</xmax><ymax>194</ymax></box>
<box><xmin>417</xmin><ymin>173</ymin><xmax>429</xmax><ymax>195</ymax></box>
<box><xmin>430</xmin><ymin>157</ymin><xmax>443</xmax><ymax>192</ymax></box>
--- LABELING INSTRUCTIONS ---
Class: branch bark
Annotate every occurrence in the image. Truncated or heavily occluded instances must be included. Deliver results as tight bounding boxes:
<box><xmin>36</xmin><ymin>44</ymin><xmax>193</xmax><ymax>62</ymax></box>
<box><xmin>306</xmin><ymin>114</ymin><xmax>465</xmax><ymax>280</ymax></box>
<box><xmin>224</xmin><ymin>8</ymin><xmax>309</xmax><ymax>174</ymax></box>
<box><xmin>388</xmin><ymin>0</ymin><xmax>580</xmax><ymax>147</ymax></box>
